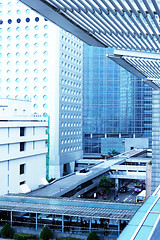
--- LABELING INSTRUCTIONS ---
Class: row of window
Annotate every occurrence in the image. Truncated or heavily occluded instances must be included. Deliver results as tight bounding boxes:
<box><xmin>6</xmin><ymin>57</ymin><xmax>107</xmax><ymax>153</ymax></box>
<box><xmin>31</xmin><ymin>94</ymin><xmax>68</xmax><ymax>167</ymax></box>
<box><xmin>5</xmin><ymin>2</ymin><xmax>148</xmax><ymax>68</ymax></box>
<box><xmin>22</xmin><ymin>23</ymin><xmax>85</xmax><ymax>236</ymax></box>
<box><xmin>5</xmin><ymin>77</ymin><xmax>48</xmax><ymax>83</ymax></box>
<box><xmin>61</xmin><ymin>79</ymin><xmax>82</xmax><ymax>88</ymax></box>
<box><xmin>61</xmin><ymin>96</ymin><xmax>82</xmax><ymax>104</ymax></box>
<box><xmin>4</xmin><ymin>67</ymin><xmax>48</xmax><ymax>77</ymax></box>
<box><xmin>61</xmin><ymin>130</ymin><xmax>81</xmax><ymax>136</ymax></box>
<box><xmin>61</xmin><ymin>113</ymin><xmax>82</xmax><ymax>119</ymax></box>
<box><xmin>61</xmin><ymin>137</ymin><xmax>81</xmax><ymax>144</ymax></box>
<box><xmin>61</xmin><ymin>35</ymin><xmax>82</xmax><ymax>48</ymax></box>
<box><xmin>61</xmin><ymin>122</ymin><xmax>81</xmax><ymax>128</ymax></box>
<box><xmin>61</xmin><ymin>145</ymin><xmax>81</xmax><ymax>153</ymax></box>
<box><xmin>1</xmin><ymin>86</ymin><xmax>48</xmax><ymax>92</ymax></box>
<box><xmin>0</xmin><ymin>17</ymin><xmax>42</xmax><ymax>25</ymax></box>
<box><xmin>61</xmin><ymin>105</ymin><xmax>81</xmax><ymax>111</ymax></box>
<box><xmin>7</xmin><ymin>127</ymin><xmax>37</xmax><ymax>138</ymax></box>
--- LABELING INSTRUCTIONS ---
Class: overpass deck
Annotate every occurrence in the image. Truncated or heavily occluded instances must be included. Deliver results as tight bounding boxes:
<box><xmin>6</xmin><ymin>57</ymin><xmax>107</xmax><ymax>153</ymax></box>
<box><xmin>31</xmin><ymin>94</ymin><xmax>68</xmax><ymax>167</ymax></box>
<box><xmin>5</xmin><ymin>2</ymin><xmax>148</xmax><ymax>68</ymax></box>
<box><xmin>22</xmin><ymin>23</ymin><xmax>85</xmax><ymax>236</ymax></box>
<box><xmin>27</xmin><ymin>149</ymin><xmax>147</xmax><ymax>198</ymax></box>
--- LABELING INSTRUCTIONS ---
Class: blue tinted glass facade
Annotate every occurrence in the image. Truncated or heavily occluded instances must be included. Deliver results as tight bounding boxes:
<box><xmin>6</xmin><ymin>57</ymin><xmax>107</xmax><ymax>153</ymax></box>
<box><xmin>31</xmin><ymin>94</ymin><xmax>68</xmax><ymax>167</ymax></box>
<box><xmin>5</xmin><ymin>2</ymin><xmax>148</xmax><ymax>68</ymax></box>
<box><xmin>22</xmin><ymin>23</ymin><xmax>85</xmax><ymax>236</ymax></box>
<box><xmin>83</xmin><ymin>44</ymin><xmax>152</xmax><ymax>153</ymax></box>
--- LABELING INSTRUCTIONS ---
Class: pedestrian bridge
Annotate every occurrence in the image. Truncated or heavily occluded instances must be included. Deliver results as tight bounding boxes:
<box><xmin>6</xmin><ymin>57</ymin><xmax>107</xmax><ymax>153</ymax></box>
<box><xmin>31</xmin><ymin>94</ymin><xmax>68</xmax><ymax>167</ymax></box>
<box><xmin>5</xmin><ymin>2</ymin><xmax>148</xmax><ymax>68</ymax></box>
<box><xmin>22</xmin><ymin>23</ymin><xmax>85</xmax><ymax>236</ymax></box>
<box><xmin>26</xmin><ymin>149</ymin><xmax>150</xmax><ymax>198</ymax></box>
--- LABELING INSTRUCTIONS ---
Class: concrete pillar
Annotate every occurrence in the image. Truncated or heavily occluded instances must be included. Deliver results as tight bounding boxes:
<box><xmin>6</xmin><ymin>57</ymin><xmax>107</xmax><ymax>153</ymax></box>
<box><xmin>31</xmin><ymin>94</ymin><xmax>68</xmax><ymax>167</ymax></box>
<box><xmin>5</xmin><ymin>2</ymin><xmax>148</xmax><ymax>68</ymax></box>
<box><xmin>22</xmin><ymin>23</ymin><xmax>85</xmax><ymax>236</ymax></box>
<box><xmin>115</xmin><ymin>178</ymin><xmax>119</xmax><ymax>192</ymax></box>
<box><xmin>118</xmin><ymin>220</ymin><xmax>120</xmax><ymax>236</ymax></box>
<box><xmin>146</xmin><ymin>163</ymin><xmax>152</xmax><ymax>198</ymax></box>
<box><xmin>62</xmin><ymin>215</ymin><xmax>64</xmax><ymax>232</ymax></box>
<box><xmin>70</xmin><ymin>161</ymin><xmax>75</xmax><ymax>173</ymax></box>
<box><xmin>35</xmin><ymin>213</ymin><xmax>37</xmax><ymax>230</ymax></box>
<box><xmin>10</xmin><ymin>211</ymin><xmax>12</xmax><ymax>228</ymax></box>
<box><xmin>152</xmin><ymin>90</ymin><xmax>160</xmax><ymax>193</ymax></box>
<box><xmin>89</xmin><ymin>219</ymin><xmax>92</xmax><ymax>232</ymax></box>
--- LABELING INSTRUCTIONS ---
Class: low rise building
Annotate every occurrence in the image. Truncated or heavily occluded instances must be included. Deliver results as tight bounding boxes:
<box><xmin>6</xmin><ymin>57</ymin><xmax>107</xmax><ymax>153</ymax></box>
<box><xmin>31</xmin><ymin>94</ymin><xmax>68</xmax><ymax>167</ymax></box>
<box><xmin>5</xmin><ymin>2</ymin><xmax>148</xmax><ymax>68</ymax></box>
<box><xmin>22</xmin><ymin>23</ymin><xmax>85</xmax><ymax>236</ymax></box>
<box><xmin>0</xmin><ymin>98</ymin><xmax>48</xmax><ymax>195</ymax></box>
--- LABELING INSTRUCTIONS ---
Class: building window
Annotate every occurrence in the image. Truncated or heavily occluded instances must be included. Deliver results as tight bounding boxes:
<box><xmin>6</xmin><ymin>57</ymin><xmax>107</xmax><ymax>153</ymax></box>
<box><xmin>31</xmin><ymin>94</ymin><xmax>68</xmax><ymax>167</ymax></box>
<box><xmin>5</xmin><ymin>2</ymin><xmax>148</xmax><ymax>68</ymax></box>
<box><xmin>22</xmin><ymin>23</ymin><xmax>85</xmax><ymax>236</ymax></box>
<box><xmin>20</xmin><ymin>164</ymin><xmax>25</xmax><ymax>175</ymax></box>
<box><xmin>20</xmin><ymin>181</ymin><xmax>26</xmax><ymax>185</ymax></box>
<box><xmin>20</xmin><ymin>142</ymin><xmax>25</xmax><ymax>151</ymax></box>
<box><xmin>20</xmin><ymin>127</ymin><xmax>25</xmax><ymax>136</ymax></box>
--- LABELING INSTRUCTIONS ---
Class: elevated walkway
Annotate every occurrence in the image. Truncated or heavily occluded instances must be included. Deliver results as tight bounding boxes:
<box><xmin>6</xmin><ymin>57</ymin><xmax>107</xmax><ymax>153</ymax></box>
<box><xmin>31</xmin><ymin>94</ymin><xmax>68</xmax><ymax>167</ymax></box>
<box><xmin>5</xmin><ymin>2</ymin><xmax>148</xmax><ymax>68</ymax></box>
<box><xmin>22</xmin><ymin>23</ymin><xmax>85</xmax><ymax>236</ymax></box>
<box><xmin>27</xmin><ymin>149</ymin><xmax>148</xmax><ymax>198</ymax></box>
<box><xmin>118</xmin><ymin>185</ymin><xmax>160</xmax><ymax>240</ymax></box>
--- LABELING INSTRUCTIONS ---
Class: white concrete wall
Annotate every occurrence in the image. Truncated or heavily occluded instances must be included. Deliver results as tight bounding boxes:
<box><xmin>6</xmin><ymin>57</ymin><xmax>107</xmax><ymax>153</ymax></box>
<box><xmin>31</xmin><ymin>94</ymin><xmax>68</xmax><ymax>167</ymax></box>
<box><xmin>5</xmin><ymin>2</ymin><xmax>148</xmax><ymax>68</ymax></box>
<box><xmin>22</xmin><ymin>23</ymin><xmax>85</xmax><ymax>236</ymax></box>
<box><xmin>0</xmin><ymin>99</ymin><xmax>33</xmax><ymax>116</ymax></box>
<box><xmin>0</xmin><ymin>128</ymin><xmax>8</xmax><ymax>137</ymax></box>
<box><xmin>0</xmin><ymin>101</ymin><xmax>47</xmax><ymax>195</ymax></box>
<box><xmin>0</xmin><ymin>161</ymin><xmax>8</xmax><ymax>195</ymax></box>
<box><xmin>8</xmin><ymin>154</ymin><xmax>46</xmax><ymax>194</ymax></box>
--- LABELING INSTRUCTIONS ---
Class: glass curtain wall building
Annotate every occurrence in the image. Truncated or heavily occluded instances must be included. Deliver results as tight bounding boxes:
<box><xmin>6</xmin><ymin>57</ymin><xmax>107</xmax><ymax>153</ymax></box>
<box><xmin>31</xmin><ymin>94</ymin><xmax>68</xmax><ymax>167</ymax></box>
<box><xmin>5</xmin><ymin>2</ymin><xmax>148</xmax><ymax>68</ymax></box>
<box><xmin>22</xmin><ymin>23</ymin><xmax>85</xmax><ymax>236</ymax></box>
<box><xmin>83</xmin><ymin>44</ymin><xmax>152</xmax><ymax>154</ymax></box>
<box><xmin>0</xmin><ymin>0</ymin><xmax>83</xmax><ymax>179</ymax></box>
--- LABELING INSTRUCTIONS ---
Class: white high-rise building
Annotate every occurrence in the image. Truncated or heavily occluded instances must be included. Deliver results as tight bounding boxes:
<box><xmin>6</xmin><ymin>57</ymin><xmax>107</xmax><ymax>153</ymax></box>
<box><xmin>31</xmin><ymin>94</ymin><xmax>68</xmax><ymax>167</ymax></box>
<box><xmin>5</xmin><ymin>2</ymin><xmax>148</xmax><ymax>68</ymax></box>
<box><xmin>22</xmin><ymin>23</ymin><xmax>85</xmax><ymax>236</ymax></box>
<box><xmin>0</xmin><ymin>0</ymin><xmax>83</xmax><ymax>179</ymax></box>
<box><xmin>0</xmin><ymin>98</ymin><xmax>47</xmax><ymax>195</ymax></box>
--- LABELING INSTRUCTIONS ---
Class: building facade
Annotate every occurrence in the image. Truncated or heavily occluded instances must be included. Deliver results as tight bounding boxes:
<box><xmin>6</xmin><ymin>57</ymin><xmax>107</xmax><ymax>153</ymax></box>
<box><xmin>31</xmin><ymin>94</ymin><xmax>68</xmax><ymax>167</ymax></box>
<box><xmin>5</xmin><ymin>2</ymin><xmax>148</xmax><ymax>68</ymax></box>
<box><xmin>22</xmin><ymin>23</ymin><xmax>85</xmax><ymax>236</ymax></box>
<box><xmin>50</xmin><ymin>29</ymin><xmax>83</xmax><ymax>178</ymax></box>
<box><xmin>0</xmin><ymin>99</ymin><xmax>47</xmax><ymax>195</ymax></box>
<box><xmin>83</xmin><ymin>45</ymin><xmax>152</xmax><ymax>154</ymax></box>
<box><xmin>0</xmin><ymin>0</ymin><xmax>83</xmax><ymax>179</ymax></box>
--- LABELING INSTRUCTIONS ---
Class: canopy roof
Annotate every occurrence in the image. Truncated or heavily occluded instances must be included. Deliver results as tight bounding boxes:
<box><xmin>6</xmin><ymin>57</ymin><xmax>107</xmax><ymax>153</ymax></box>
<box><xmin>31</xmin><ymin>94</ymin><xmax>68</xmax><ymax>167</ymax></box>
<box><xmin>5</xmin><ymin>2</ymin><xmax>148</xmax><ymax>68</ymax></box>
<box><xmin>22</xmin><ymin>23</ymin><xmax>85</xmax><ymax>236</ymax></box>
<box><xmin>20</xmin><ymin>0</ymin><xmax>160</xmax><ymax>82</ymax></box>
<box><xmin>0</xmin><ymin>195</ymin><xmax>140</xmax><ymax>221</ymax></box>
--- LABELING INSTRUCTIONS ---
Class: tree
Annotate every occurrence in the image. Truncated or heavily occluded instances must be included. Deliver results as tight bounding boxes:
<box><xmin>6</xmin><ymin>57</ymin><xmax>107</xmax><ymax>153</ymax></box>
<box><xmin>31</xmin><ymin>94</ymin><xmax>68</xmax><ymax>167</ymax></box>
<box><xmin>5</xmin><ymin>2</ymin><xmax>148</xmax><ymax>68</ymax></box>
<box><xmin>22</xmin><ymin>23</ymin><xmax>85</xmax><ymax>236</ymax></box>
<box><xmin>87</xmin><ymin>231</ymin><xmax>99</xmax><ymax>240</ymax></box>
<box><xmin>99</xmin><ymin>176</ymin><xmax>112</xmax><ymax>194</ymax></box>
<box><xmin>40</xmin><ymin>225</ymin><xmax>52</xmax><ymax>240</ymax></box>
<box><xmin>108</xmin><ymin>150</ymin><xmax>120</xmax><ymax>157</ymax></box>
<box><xmin>1</xmin><ymin>223</ymin><xmax>13</xmax><ymax>238</ymax></box>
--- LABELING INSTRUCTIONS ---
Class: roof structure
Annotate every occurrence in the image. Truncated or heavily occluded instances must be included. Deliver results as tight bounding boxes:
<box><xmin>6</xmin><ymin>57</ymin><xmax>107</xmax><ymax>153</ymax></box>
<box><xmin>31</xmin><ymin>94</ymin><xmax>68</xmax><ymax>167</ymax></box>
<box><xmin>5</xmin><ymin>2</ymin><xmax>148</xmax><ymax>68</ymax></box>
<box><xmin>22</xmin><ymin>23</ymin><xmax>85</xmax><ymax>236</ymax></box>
<box><xmin>20</xmin><ymin>0</ymin><xmax>160</xmax><ymax>52</ymax></box>
<box><xmin>20</xmin><ymin>0</ymin><xmax>160</xmax><ymax>83</ymax></box>
<box><xmin>0</xmin><ymin>195</ymin><xmax>140</xmax><ymax>221</ymax></box>
<box><xmin>118</xmin><ymin>185</ymin><xmax>160</xmax><ymax>239</ymax></box>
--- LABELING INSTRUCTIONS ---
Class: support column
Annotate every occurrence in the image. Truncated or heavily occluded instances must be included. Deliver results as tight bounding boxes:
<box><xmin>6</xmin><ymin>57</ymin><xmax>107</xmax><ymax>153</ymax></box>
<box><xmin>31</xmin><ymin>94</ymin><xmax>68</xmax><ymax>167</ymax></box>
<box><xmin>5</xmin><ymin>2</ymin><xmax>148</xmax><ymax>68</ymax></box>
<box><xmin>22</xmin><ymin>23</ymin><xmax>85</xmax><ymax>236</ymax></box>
<box><xmin>118</xmin><ymin>220</ymin><xmax>120</xmax><ymax>236</ymax></box>
<box><xmin>35</xmin><ymin>213</ymin><xmax>37</xmax><ymax>230</ymax></box>
<box><xmin>89</xmin><ymin>219</ymin><xmax>92</xmax><ymax>232</ymax></box>
<box><xmin>152</xmin><ymin>90</ymin><xmax>160</xmax><ymax>193</ymax></box>
<box><xmin>62</xmin><ymin>215</ymin><xmax>64</xmax><ymax>232</ymax></box>
<box><xmin>115</xmin><ymin>178</ymin><xmax>119</xmax><ymax>192</ymax></box>
<box><xmin>10</xmin><ymin>211</ymin><xmax>12</xmax><ymax>228</ymax></box>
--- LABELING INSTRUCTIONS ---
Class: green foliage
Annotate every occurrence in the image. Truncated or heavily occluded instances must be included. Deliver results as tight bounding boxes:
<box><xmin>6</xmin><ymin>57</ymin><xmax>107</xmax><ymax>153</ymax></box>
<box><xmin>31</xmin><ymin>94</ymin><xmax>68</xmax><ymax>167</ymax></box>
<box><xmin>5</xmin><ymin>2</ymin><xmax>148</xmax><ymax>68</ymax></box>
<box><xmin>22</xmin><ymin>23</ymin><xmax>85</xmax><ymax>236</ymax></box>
<box><xmin>1</xmin><ymin>223</ymin><xmax>13</xmax><ymax>238</ymax></box>
<box><xmin>87</xmin><ymin>231</ymin><xmax>99</xmax><ymax>240</ymax></box>
<box><xmin>108</xmin><ymin>150</ymin><xmax>120</xmax><ymax>157</ymax></box>
<box><xmin>99</xmin><ymin>176</ymin><xmax>113</xmax><ymax>193</ymax></box>
<box><xmin>40</xmin><ymin>226</ymin><xmax>52</xmax><ymax>240</ymax></box>
<box><xmin>13</xmin><ymin>233</ymin><xmax>36</xmax><ymax>240</ymax></box>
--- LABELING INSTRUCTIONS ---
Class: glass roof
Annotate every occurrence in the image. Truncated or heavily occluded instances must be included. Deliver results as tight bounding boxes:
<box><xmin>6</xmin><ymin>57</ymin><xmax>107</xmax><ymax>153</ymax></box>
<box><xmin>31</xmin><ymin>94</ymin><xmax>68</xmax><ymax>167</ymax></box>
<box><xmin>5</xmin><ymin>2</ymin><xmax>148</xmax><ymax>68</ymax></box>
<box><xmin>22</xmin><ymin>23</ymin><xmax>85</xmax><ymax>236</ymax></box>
<box><xmin>118</xmin><ymin>193</ymin><xmax>160</xmax><ymax>239</ymax></box>
<box><xmin>0</xmin><ymin>195</ymin><xmax>139</xmax><ymax>220</ymax></box>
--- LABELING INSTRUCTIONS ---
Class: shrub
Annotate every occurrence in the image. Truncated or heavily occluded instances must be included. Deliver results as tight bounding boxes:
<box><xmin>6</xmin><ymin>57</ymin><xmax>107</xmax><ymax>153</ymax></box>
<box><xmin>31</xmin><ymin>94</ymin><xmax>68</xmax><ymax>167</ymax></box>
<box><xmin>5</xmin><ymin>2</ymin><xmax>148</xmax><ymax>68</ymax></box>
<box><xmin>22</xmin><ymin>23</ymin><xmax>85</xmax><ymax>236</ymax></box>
<box><xmin>40</xmin><ymin>226</ymin><xmax>52</xmax><ymax>240</ymax></box>
<box><xmin>87</xmin><ymin>231</ymin><xmax>99</xmax><ymax>240</ymax></box>
<box><xmin>1</xmin><ymin>223</ymin><xmax>13</xmax><ymax>238</ymax></box>
<box><xmin>13</xmin><ymin>233</ymin><xmax>36</xmax><ymax>240</ymax></box>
